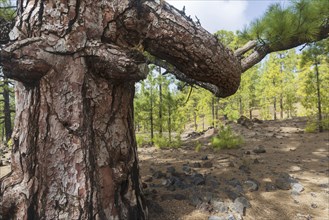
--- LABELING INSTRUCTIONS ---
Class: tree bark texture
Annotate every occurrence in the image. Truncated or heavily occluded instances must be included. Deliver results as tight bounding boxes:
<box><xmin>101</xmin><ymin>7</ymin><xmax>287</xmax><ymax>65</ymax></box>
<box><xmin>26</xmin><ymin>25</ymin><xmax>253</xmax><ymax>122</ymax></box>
<box><xmin>1</xmin><ymin>0</ymin><xmax>326</xmax><ymax>219</ymax></box>
<box><xmin>1</xmin><ymin>57</ymin><xmax>147</xmax><ymax>219</ymax></box>
<box><xmin>1</xmin><ymin>1</ymin><xmax>152</xmax><ymax>218</ymax></box>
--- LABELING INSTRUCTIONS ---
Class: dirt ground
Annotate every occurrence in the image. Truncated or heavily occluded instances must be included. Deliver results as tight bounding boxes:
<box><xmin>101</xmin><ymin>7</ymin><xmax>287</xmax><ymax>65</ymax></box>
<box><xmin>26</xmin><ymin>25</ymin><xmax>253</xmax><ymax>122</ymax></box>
<box><xmin>139</xmin><ymin>118</ymin><xmax>329</xmax><ymax>220</ymax></box>
<box><xmin>0</xmin><ymin>118</ymin><xmax>328</xmax><ymax>220</ymax></box>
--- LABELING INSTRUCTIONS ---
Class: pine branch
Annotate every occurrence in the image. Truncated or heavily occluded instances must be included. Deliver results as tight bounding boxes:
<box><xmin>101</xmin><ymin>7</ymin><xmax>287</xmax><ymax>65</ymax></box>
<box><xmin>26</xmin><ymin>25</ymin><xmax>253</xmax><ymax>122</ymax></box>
<box><xmin>239</xmin><ymin>24</ymin><xmax>329</xmax><ymax>72</ymax></box>
<box><xmin>0</xmin><ymin>6</ymin><xmax>16</xmax><ymax>9</ymax></box>
<box><xmin>234</xmin><ymin>40</ymin><xmax>257</xmax><ymax>57</ymax></box>
<box><xmin>146</xmin><ymin>56</ymin><xmax>222</xmax><ymax>97</ymax></box>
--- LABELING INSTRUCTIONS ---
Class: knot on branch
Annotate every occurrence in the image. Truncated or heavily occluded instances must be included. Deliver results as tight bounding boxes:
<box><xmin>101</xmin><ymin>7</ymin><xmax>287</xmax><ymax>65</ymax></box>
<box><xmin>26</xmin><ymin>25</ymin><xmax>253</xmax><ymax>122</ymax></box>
<box><xmin>1</xmin><ymin>38</ymin><xmax>51</xmax><ymax>86</ymax></box>
<box><xmin>84</xmin><ymin>42</ymin><xmax>148</xmax><ymax>81</ymax></box>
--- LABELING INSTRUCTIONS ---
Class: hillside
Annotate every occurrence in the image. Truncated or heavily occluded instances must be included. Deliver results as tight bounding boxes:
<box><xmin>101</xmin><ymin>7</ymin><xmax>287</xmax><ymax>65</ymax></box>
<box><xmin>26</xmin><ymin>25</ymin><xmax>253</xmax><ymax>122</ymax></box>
<box><xmin>138</xmin><ymin>118</ymin><xmax>329</xmax><ymax>220</ymax></box>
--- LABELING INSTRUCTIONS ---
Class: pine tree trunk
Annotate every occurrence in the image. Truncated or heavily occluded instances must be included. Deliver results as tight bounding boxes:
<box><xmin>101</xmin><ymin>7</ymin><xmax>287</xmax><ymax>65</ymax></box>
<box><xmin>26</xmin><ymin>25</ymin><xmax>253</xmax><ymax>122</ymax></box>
<box><xmin>168</xmin><ymin>105</ymin><xmax>171</xmax><ymax>143</ymax></box>
<box><xmin>194</xmin><ymin>111</ymin><xmax>198</xmax><ymax>131</ymax></box>
<box><xmin>158</xmin><ymin>70</ymin><xmax>163</xmax><ymax>137</ymax></box>
<box><xmin>1</xmin><ymin>56</ymin><xmax>147</xmax><ymax>219</ymax></box>
<box><xmin>280</xmin><ymin>94</ymin><xmax>284</xmax><ymax>119</ymax></box>
<box><xmin>211</xmin><ymin>97</ymin><xmax>215</xmax><ymax>127</ymax></box>
<box><xmin>239</xmin><ymin>97</ymin><xmax>243</xmax><ymax>117</ymax></box>
<box><xmin>150</xmin><ymin>87</ymin><xmax>154</xmax><ymax>144</ymax></box>
<box><xmin>315</xmin><ymin>62</ymin><xmax>323</xmax><ymax>132</ymax></box>
<box><xmin>215</xmin><ymin>99</ymin><xmax>219</xmax><ymax>128</ymax></box>
<box><xmin>273</xmin><ymin>97</ymin><xmax>277</xmax><ymax>120</ymax></box>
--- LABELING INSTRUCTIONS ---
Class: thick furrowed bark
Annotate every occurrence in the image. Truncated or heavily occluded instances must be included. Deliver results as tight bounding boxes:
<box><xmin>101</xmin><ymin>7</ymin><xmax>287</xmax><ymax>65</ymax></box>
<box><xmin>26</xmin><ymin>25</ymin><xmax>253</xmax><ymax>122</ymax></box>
<box><xmin>0</xmin><ymin>57</ymin><xmax>147</xmax><ymax>219</ymax></box>
<box><xmin>113</xmin><ymin>1</ymin><xmax>242</xmax><ymax>97</ymax></box>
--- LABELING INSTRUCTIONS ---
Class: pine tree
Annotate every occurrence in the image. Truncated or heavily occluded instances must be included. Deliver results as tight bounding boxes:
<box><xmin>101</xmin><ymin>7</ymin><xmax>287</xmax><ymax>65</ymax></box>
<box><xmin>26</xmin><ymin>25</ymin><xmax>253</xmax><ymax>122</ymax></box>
<box><xmin>298</xmin><ymin>39</ymin><xmax>329</xmax><ymax>131</ymax></box>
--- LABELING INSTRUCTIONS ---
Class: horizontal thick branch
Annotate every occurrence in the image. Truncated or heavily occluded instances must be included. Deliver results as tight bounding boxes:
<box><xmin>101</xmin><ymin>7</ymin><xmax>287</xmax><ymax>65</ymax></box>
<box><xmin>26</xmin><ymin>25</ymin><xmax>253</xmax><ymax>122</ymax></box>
<box><xmin>118</xmin><ymin>1</ymin><xmax>242</xmax><ymax>97</ymax></box>
<box><xmin>147</xmin><ymin>56</ymin><xmax>222</xmax><ymax>96</ymax></box>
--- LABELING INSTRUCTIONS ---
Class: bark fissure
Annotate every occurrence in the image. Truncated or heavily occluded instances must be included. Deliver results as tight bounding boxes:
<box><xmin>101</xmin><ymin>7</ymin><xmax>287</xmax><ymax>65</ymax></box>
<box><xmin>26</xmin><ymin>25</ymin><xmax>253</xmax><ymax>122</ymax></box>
<box><xmin>65</xmin><ymin>0</ymin><xmax>81</xmax><ymax>35</ymax></box>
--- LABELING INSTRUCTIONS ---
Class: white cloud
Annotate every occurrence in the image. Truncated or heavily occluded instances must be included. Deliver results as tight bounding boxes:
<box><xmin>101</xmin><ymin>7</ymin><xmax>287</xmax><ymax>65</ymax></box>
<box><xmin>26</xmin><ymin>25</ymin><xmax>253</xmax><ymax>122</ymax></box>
<box><xmin>167</xmin><ymin>0</ymin><xmax>248</xmax><ymax>33</ymax></box>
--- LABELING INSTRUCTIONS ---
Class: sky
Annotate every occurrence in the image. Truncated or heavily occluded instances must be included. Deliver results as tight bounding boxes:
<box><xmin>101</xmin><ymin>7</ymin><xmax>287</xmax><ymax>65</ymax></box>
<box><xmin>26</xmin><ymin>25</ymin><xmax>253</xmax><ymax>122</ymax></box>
<box><xmin>166</xmin><ymin>0</ymin><xmax>288</xmax><ymax>33</ymax></box>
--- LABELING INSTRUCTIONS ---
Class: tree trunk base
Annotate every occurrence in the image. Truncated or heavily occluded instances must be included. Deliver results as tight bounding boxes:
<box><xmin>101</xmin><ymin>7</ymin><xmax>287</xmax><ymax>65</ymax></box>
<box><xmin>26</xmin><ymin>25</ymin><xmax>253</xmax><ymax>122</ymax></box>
<box><xmin>0</xmin><ymin>57</ymin><xmax>147</xmax><ymax>219</ymax></box>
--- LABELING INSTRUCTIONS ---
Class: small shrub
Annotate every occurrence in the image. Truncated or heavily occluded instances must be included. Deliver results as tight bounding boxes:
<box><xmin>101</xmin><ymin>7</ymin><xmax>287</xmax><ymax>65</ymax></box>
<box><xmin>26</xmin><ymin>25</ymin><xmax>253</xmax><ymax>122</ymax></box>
<box><xmin>195</xmin><ymin>141</ymin><xmax>202</xmax><ymax>152</ymax></box>
<box><xmin>6</xmin><ymin>138</ymin><xmax>13</xmax><ymax>149</ymax></box>
<box><xmin>305</xmin><ymin>120</ymin><xmax>317</xmax><ymax>133</ymax></box>
<box><xmin>305</xmin><ymin>117</ymin><xmax>329</xmax><ymax>133</ymax></box>
<box><xmin>153</xmin><ymin>135</ymin><xmax>181</xmax><ymax>149</ymax></box>
<box><xmin>136</xmin><ymin>134</ymin><xmax>149</xmax><ymax>147</ymax></box>
<box><xmin>323</xmin><ymin>117</ymin><xmax>329</xmax><ymax>130</ymax></box>
<box><xmin>211</xmin><ymin>125</ymin><xmax>243</xmax><ymax>149</ymax></box>
<box><xmin>171</xmin><ymin>139</ymin><xmax>182</xmax><ymax>148</ymax></box>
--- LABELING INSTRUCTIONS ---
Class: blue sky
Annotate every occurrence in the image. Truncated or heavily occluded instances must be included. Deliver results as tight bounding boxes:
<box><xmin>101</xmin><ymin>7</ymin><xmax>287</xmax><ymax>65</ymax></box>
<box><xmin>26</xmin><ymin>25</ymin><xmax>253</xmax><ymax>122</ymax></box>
<box><xmin>167</xmin><ymin>0</ymin><xmax>288</xmax><ymax>33</ymax></box>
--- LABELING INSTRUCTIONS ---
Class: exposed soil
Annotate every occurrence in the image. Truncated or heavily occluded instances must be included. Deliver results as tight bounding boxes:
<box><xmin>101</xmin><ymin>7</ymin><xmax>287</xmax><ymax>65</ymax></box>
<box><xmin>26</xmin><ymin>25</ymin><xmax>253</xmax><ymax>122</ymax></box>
<box><xmin>0</xmin><ymin>118</ymin><xmax>328</xmax><ymax>220</ymax></box>
<box><xmin>139</xmin><ymin>118</ymin><xmax>329</xmax><ymax>220</ymax></box>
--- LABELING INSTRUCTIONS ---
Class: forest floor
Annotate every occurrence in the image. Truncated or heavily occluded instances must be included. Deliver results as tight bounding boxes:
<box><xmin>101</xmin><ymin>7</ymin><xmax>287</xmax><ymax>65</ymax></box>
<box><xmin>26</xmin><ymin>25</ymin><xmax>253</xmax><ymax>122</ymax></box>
<box><xmin>0</xmin><ymin>118</ymin><xmax>328</xmax><ymax>220</ymax></box>
<box><xmin>139</xmin><ymin>118</ymin><xmax>329</xmax><ymax>220</ymax></box>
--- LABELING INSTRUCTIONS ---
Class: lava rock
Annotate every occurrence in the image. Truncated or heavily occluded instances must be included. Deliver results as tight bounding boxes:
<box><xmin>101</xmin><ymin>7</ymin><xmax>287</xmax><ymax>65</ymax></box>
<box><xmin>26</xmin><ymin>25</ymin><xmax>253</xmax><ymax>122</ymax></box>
<box><xmin>235</xmin><ymin>197</ymin><xmax>251</xmax><ymax>208</ymax></box>
<box><xmin>228</xmin><ymin>178</ymin><xmax>241</xmax><ymax>187</ymax></box>
<box><xmin>319</xmin><ymin>183</ymin><xmax>329</xmax><ymax>188</ymax></box>
<box><xmin>197</xmin><ymin>202</ymin><xmax>213</xmax><ymax>212</ymax></box>
<box><xmin>211</xmin><ymin>199</ymin><xmax>228</xmax><ymax>213</ymax></box>
<box><xmin>275</xmin><ymin>178</ymin><xmax>291</xmax><ymax>190</ymax></box>
<box><xmin>192</xmin><ymin>162</ymin><xmax>202</xmax><ymax>168</ymax></box>
<box><xmin>265</xmin><ymin>183</ymin><xmax>277</xmax><ymax>192</ymax></box>
<box><xmin>203</xmin><ymin>161</ymin><xmax>213</xmax><ymax>168</ymax></box>
<box><xmin>237</xmin><ymin>116</ymin><xmax>253</xmax><ymax>128</ymax></box>
<box><xmin>239</xmin><ymin>165</ymin><xmax>250</xmax><ymax>174</ymax></box>
<box><xmin>174</xmin><ymin>178</ymin><xmax>189</xmax><ymax>189</ymax></box>
<box><xmin>209</xmin><ymin>216</ymin><xmax>225</xmax><ymax>220</ymax></box>
<box><xmin>244</xmin><ymin>151</ymin><xmax>251</xmax><ymax>155</ymax></box>
<box><xmin>227</xmin><ymin>214</ymin><xmax>237</xmax><ymax>220</ymax></box>
<box><xmin>198</xmin><ymin>192</ymin><xmax>212</xmax><ymax>204</ymax></box>
<box><xmin>182</xmin><ymin>164</ymin><xmax>192</xmax><ymax>174</ymax></box>
<box><xmin>167</xmin><ymin>166</ymin><xmax>176</xmax><ymax>174</ymax></box>
<box><xmin>192</xmin><ymin>174</ymin><xmax>206</xmax><ymax>185</ymax></box>
<box><xmin>167</xmin><ymin>185</ymin><xmax>176</xmax><ymax>191</ymax></box>
<box><xmin>190</xmin><ymin>193</ymin><xmax>203</xmax><ymax>206</ymax></box>
<box><xmin>243</xmin><ymin>179</ymin><xmax>259</xmax><ymax>192</ymax></box>
<box><xmin>174</xmin><ymin>194</ymin><xmax>187</xmax><ymax>200</ymax></box>
<box><xmin>233</xmin><ymin>197</ymin><xmax>250</xmax><ymax>216</ymax></box>
<box><xmin>202</xmin><ymin>155</ymin><xmax>209</xmax><ymax>160</ymax></box>
<box><xmin>252</xmin><ymin>118</ymin><xmax>263</xmax><ymax>124</ymax></box>
<box><xmin>291</xmin><ymin>183</ymin><xmax>304</xmax><ymax>195</ymax></box>
<box><xmin>225</xmin><ymin>189</ymin><xmax>240</xmax><ymax>201</ymax></box>
<box><xmin>253</xmin><ymin>146</ymin><xmax>266</xmax><ymax>154</ymax></box>
<box><xmin>206</xmin><ymin>176</ymin><xmax>220</xmax><ymax>188</ymax></box>
<box><xmin>275</xmin><ymin>172</ymin><xmax>297</xmax><ymax>190</ymax></box>
<box><xmin>152</xmin><ymin>170</ymin><xmax>165</xmax><ymax>179</ymax></box>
